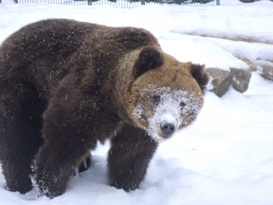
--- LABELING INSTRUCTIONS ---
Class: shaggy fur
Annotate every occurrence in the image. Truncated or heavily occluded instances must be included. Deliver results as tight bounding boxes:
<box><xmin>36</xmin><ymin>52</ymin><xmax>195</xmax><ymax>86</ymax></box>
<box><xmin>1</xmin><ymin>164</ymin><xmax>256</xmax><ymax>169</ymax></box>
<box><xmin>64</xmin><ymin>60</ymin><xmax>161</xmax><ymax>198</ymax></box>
<box><xmin>0</xmin><ymin>19</ymin><xmax>208</xmax><ymax>198</ymax></box>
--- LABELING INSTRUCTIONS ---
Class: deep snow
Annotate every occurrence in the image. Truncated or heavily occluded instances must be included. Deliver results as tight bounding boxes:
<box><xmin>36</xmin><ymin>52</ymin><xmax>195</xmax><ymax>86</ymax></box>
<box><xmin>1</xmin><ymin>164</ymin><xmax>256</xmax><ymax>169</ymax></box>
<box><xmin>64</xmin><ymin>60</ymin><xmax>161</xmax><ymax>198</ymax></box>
<box><xmin>0</xmin><ymin>1</ymin><xmax>273</xmax><ymax>205</ymax></box>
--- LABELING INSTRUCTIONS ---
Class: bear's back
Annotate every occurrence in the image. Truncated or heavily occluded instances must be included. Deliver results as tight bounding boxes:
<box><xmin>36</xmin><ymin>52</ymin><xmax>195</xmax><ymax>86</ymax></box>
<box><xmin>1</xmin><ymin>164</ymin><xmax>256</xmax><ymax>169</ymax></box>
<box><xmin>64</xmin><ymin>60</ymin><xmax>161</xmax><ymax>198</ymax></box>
<box><xmin>0</xmin><ymin>19</ymin><xmax>160</xmax><ymax>99</ymax></box>
<box><xmin>0</xmin><ymin>19</ymin><xmax>159</xmax><ymax>83</ymax></box>
<box><xmin>0</xmin><ymin>19</ymin><xmax>95</xmax><ymax>83</ymax></box>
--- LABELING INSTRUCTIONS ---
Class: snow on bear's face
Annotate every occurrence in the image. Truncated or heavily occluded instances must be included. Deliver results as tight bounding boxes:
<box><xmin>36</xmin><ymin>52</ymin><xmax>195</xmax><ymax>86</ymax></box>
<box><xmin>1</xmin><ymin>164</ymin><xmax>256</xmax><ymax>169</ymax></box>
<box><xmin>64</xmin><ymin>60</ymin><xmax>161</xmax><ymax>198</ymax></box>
<box><xmin>125</xmin><ymin>46</ymin><xmax>208</xmax><ymax>142</ymax></box>
<box><xmin>132</xmin><ymin>86</ymin><xmax>203</xmax><ymax>142</ymax></box>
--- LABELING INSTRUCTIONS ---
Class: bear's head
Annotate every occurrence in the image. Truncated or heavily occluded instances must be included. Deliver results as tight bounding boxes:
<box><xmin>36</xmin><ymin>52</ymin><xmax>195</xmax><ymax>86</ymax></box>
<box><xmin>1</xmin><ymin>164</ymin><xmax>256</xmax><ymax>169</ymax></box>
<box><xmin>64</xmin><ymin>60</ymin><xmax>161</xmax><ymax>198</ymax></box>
<box><xmin>117</xmin><ymin>46</ymin><xmax>208</xmax><ymax>142</ymax></box>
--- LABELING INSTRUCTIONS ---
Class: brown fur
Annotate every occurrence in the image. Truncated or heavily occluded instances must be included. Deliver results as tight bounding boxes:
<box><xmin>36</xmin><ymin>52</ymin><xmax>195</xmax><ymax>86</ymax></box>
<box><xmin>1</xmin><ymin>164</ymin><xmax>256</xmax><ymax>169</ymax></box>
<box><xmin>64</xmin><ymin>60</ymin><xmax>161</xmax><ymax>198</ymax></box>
<box><xmin>0</xmin><ymin>19</ymin><xmax>208</xmax><ymax>198</ymax></box>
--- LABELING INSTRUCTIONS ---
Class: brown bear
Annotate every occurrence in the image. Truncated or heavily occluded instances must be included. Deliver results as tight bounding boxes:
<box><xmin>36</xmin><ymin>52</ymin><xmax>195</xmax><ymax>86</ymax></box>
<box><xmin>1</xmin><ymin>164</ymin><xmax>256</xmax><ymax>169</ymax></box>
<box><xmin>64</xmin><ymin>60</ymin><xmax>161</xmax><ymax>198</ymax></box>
<box><xmin>0</xmin><ymin>19</ymin><xmax>208</xmax><ymax>198</ymax></box>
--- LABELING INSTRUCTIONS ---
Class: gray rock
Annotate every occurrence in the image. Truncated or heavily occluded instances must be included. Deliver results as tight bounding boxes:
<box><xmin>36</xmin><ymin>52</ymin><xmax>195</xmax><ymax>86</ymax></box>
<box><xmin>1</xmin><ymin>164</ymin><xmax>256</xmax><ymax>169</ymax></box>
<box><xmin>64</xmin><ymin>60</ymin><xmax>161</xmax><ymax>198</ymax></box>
<box><xmin>206</xmin><ymin>68</ymin><xmax>230</xmax><ymax>97</ymax></box>
<box><xmin>230</xmin><ymin>67</ymin><xmax>252</xmax><ymax>93</ymax></box>
<box><xmin>206</xmin><ymin>67</ymin><xmax>252</xmax><ymax>97</ymax></box>
<box><xmin>235</xmin><ymin>57</ymin><xmax>273</xmax><ymax>81</ymax></box>
<box><xmin>256</xmin><ymin>60</ymin><xmax>273</xmax><ymax>81</ymax></box>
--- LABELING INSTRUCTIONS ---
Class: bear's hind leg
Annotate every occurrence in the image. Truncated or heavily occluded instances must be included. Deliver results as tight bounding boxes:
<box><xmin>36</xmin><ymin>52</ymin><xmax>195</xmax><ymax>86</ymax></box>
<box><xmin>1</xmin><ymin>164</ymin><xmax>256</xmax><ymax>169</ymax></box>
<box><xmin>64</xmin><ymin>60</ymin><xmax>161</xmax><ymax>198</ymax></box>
<box><xmin>74</xmin><ymin>151</ymin><xmax>92</xmax><ymax>175</ymax></box>
<box><xmin>0</xmin><ymin>114</ymin><xmax>42</xmax><ymax>194</ymax></box>
<box><xmin>0</xmin><ymin>87</ymin><xmax>44</xmax><ymax>194</ymax></box>
<box><xmin>107</xmin><ymin>123</ymin><xmax>158</xmax><ymax>191</ymax></box>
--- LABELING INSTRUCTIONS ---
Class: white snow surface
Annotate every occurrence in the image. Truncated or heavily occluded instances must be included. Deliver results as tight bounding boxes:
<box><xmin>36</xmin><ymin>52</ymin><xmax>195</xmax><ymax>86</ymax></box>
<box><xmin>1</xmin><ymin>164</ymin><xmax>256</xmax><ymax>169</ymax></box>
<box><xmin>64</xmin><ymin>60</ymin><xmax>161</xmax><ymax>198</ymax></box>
<box><xmin>1</xmin><ymin>1</ymin><xmax>273</xmax><ymax>205</ymax></box>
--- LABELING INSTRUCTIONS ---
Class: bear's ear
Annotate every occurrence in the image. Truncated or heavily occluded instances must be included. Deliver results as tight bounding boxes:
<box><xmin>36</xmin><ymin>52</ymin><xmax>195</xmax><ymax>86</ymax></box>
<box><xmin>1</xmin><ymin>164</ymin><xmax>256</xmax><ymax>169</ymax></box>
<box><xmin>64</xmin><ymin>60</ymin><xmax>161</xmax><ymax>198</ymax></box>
<box><xmin>190</xmin><ymin>64</ymin><xmax>209</xmax><ymax>94</ymax></box>
<box><xmin>134</xmin><ymin>46</ymin><xmax>164</xmax><ymax>79</ymax></box>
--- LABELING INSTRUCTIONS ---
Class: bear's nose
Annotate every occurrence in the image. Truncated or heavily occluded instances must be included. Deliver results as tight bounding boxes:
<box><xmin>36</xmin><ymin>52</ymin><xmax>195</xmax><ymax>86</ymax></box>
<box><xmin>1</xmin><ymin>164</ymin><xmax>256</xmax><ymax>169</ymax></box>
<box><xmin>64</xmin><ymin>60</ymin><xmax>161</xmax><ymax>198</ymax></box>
<box><xmin>160</xmin><ymin>122</ymin><xmax>176</xmax><ymax>138</ymax></box>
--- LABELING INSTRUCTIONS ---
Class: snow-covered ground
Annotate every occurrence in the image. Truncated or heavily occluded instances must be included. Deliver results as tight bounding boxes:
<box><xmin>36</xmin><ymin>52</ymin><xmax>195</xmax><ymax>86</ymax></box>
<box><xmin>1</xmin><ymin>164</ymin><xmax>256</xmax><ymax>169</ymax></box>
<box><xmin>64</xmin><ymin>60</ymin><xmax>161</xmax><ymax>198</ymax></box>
<box><xmin>1</xmin><ymin>1</ymin><xmax>273</xmax><ymax>205</ymax></box>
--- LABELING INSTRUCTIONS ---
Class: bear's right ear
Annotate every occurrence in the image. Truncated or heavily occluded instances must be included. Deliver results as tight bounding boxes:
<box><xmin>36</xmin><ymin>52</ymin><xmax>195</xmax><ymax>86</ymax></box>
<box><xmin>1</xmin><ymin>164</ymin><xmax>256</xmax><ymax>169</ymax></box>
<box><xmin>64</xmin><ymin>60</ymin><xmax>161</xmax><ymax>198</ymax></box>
<box><xmin>133</xmin><ymin>46</ymin><xmax>164</xmax><ymax>79</ymax></box>
<box><xmin>190</xmin><ymin>64</ymin><xmax>209</xmax><ymax>94</ymax></box>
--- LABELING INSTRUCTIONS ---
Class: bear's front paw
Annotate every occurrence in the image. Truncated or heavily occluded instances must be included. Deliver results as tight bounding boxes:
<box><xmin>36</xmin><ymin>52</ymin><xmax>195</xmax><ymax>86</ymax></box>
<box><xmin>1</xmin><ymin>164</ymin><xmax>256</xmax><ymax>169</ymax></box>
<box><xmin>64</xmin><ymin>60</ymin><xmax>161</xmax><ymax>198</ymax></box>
<box><xmin>24</xmin><ymin>189</ymin><xmax>41</xmax><ymax>200</ymax></box>
<box><xmin>31</xmin><ymin>175</ymin><xmax>66</xmax><ymax>198</ymax></box>
<box><xmin>31</xmin><ymin>162</ymin><xmax>68</xmax><ymax>198</ymax></box>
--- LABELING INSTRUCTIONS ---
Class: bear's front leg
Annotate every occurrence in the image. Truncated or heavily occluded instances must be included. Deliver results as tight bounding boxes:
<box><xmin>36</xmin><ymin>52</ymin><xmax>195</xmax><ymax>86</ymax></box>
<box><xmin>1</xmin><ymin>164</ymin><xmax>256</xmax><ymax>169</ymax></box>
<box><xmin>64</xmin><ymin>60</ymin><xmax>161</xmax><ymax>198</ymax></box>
<box><xmin>32</xmin><ymin>138</ymin><xmax>89</xmax><ymax>198</ymax></box>
<box><xmin>108</xmin><ymin>123</ymin><xmax>158</xmax><ymax>191</ymax></box>
<box><xmin>32</xmin><ymin>95</ymin><xmax>95</xmax><ymax>198</ymax></box>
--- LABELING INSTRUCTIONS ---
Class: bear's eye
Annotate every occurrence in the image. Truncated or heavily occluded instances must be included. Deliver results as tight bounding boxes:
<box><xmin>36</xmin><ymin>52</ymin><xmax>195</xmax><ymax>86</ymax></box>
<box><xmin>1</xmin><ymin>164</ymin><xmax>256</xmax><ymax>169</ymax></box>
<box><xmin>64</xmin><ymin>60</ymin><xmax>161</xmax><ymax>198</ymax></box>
<box><xmin>180</xmin><ymin>101</ymin><xmax>186</xmax><ymax>109</ymax></box>
<box><xmin>153</xmin><ymin>95</ymin><xmax>161</xmax><ymax>106</ymax></box>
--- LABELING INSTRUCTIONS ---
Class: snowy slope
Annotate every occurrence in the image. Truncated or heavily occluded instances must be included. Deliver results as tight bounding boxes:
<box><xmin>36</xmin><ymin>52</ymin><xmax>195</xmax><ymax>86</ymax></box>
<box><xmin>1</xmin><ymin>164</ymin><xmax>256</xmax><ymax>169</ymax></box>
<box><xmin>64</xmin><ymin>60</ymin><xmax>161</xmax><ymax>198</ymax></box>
<box><xmin>1</xmin><ymin>2</ymin><xmax>273</xmax><ymax>205</ymax></box>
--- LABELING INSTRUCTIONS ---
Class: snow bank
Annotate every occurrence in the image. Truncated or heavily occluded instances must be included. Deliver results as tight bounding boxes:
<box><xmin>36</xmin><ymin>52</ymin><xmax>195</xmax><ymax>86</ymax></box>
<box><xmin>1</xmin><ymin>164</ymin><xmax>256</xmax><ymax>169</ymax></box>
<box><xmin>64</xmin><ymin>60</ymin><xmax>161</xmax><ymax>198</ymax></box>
<box><xmin>170</xmin><ymin>3</ymin><xmax>273</xmax><ymax>44</ymax></box>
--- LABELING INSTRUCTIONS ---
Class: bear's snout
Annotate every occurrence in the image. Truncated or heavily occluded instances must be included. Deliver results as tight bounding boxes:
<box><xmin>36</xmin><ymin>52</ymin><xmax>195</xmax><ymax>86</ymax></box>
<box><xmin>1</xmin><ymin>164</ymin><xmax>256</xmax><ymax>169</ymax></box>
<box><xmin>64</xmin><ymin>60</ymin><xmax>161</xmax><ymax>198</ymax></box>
<box><xmin>158</xmin><ymin>113</ymin><xmax>178</xmax><ymax>139</ymax></box>
<box><xmin>160</xmin><ymin>122</ymin><xmax>176</xmax><ymax>138</ymax></box>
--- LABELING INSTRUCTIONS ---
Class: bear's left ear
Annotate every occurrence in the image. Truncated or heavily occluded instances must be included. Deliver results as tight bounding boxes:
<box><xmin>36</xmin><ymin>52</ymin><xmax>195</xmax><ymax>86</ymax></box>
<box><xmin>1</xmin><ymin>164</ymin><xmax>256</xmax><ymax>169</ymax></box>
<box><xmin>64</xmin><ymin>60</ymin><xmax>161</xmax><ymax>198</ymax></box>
<box><xmin>134</xmin><ymin>46</ymin><xmax>164</xmax><ymax>79</ymax></box>
<box><xmin>190</xmin><ymin>64</ymin><xmax>209</xmax><ymax>94</ymax></box>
